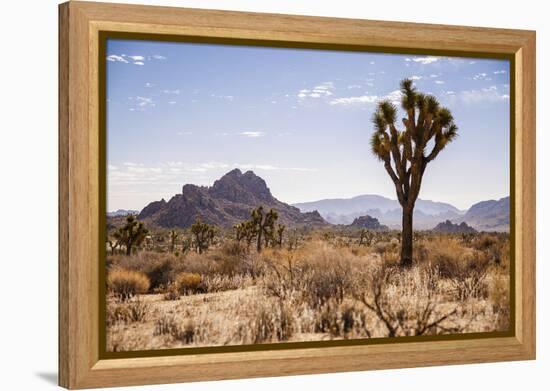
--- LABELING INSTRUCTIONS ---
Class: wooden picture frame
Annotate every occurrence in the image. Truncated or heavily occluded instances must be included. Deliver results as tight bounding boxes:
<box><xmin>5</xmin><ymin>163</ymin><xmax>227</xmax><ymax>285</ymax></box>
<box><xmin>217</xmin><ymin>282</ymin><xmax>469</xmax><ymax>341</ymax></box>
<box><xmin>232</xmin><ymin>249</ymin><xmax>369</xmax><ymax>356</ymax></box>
<box><xmin>59</xmin><ymin>1</ymin><xmax>536</xmax><ymax>388</ymax></box>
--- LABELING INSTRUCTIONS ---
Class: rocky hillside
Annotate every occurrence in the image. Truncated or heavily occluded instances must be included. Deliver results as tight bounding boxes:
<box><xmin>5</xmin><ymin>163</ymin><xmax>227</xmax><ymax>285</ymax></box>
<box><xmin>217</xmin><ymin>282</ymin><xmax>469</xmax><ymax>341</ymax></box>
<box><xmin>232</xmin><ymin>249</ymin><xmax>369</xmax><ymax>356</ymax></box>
<box><xmin>432</xmin><ymin>220</ymin><xmax>477</xmax><ymax>234</ymax></box>
<box><xmin>348</xmin><ymin>215</ymin><xmax>388</xmax><ymax>230</ymax></box>
<box><xmin>137</xmin><ymin>169</ymin><xmax>327</xmax><ymax>228</ymax></box>
<box><xmin>457</xmin><ymin>196</ymin><xmax>509</xmax><ymax>232</ymax></box>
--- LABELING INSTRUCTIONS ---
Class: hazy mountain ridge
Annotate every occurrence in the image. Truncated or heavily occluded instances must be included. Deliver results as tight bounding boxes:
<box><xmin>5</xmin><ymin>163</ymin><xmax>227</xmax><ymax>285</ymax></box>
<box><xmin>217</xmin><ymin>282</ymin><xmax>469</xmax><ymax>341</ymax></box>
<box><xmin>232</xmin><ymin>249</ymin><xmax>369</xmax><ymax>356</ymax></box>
<box><xmin>294</xmin><ymin>195</ymin><xmax>510</xmax><ymax>232</ymax></box>
<box><xmin>107</xmin><ymin>209</ymin><xmax>140</xmax><ymax>217</ymax></box>
<box><xmin>458</xmin><ymin>196</ymin><xmax>509</xmax><ymax>232</ymax></box>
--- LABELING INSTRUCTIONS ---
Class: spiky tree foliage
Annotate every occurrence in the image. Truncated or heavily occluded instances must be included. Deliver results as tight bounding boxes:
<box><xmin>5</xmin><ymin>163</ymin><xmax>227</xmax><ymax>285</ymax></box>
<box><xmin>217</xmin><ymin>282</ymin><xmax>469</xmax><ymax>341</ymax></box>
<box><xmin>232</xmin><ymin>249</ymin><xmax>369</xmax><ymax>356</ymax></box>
<box><xmin>190</xmin><ymin>218</ymin><xmax>215</xmax><ymax>254</ymax></box>
<box><xmin>359</xmin><ymin>229</ymin><xmax>375</xmax><ymax>246</ymax></box>
<box><xmin>234</xmin><ymin>221</ymin><xmax>256</xmax><ymax>246</ymax></box>
<box><xmin>169</xmin><ymin>230</ymin><xmax>178</xmax><ymax>253</ymax></box>
<box><xmin>250</xmin><ymin>206</ymin><xmax>279</xmax><ymax>252</ymax></box>
<box><xmin>370</xmin><ymin>79</ymin><xmax>458</xmax><ymax>267</ymax></box>
<box><xmin>107</xmin><ymin>235</ymin><xmax>121</xmax><ymax>254</ymax></box>
<box><xmin>181</xmin><ymin>236</ymin><xmax>192</xmax><ymax>254</ymax></box>
<box><xmin>116</xmin><ymin>215</ymin><xmax>149</xmax><ymax>256</ymax></box>
<box><xmin>276</xmin><ymin>224</ymin><xmax>285</xmax><ymax>247</ymax></box>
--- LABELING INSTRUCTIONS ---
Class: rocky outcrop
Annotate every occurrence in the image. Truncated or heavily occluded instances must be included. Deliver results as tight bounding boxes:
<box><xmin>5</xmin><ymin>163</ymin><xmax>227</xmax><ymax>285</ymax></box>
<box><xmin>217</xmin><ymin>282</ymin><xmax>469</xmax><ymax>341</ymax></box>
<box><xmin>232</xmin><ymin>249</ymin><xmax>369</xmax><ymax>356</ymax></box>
<box><xmin>432</xmin><ymin>220</ymin><xmax>477</xmax><ymax>233</ymax></box>
<box><xmin>349</xmin><ymin>215</ymin><xmax>388</xmax><ymax>230</ymax></box>
<box><xmin>137</xmin><ymin>169</ymin><xmax>327</xmax><ymax>228</ymax></box>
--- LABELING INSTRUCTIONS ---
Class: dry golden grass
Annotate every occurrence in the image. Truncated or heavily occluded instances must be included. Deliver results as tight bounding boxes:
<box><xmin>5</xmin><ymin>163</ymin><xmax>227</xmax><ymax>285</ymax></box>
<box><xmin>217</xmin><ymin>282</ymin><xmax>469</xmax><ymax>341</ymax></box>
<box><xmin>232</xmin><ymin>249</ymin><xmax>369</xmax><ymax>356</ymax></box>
<box><xmin>106</xmin><ymin>231</ymin><xmax>510</xmax><ymax>351</ymax></box>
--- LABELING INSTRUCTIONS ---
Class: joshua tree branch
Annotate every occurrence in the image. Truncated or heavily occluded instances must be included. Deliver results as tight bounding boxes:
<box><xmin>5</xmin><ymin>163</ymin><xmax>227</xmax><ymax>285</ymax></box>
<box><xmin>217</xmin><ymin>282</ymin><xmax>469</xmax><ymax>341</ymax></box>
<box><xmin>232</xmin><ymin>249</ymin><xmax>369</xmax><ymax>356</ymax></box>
<box><xmin>383</xmin><ymin>159</ymin><xmax>405</xmax><ymax>205</ymax></box>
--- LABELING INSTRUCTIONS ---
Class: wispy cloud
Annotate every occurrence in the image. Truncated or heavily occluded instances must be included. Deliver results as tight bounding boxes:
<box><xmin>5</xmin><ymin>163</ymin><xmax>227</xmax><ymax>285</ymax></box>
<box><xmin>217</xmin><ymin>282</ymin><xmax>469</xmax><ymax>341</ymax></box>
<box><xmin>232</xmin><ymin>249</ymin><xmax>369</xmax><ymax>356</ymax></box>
<box><xmin>239</xmin><ymin>131</ymin><xmax>265</xmax><ymax>138</ymax></box>
<box><xmin>162</xmin><ymin>89</ymin><xmax>180</xmax><ymax>95</ymax></box>
<box><xmin>127</xmin><ymin>96</ymin><xmax>155</xmax><ymax>111</ymax></box>
<box><xmin>493</xmin><ymin>70</ymin><xmax>507</xmax><ymax>75</ymax></box>
<box><xmin>329</xmin><ymin>95</ymin><xmax>378</xmax><ymax>106</ymax></box>
<box><xmin>405</xmin><ymin>56</ymin><xmax>440</xmax><ymax>65</ymax></box>
<box><xmin>106</xmin><ymin>53</ymin><xmax>167</xmax><ymax>66</ymax></box>
<box><xmin>107</xmin><ymin>54</ymin><xmax>128</xmax><ymax>63</ymax></box>
<box><xmin>211</xmin><ymin>94</ymin><xmax>234</xmax><ymax>101</ymax></box>
<box><xmin>472</xmin><ymin>72</ymin><xmax>492</xmax><ymax>81</ymax></box>
<box><xmin>457</xmin><ymin>86</ymin><xmax>509</xmax><ymax>104</ymax></box>
<box><xmin>127</xmin><ymin>55</ymin><xmax>145</xmax><ymax>61</ymax></box>
<box><xmin>435</xmin><ymin>80</ymin><xmax>445</xmax><ymax>84</ymax></box>
<box><xmin>297</xmin><ymin>81</ymin><xmax>334</xmax><ymax>99</ymax></box>
<box><xmin>329</xmin><ymin>89</ymin><xmax>401</xmax><ymax>107</ymax></box>
<box><xmin>109</xmin><ymin>161</ymin><xmax>317</xmax><ymax>188</ymax></box>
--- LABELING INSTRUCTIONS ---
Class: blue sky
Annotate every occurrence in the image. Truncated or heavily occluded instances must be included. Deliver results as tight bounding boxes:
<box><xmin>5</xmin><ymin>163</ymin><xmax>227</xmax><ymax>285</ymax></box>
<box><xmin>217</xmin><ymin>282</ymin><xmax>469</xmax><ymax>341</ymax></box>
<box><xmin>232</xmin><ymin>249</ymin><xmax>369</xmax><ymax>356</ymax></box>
<box><xmin>106</xmin><ymin>39</ymin><xmax>510</xmax><ymax>212</ymax></box>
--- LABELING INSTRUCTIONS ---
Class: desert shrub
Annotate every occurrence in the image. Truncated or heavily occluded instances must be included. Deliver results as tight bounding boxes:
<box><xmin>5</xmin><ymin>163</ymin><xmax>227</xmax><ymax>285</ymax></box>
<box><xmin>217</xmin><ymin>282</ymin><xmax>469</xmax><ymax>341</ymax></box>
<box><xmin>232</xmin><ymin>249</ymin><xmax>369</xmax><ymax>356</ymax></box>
<box><xmin>423</xmin><ymin>239</ymin><xmax>490</xmax><ymax>301</ymax></box>
<box><xmin>201</xmin><ymin>274</ymin><xmax>253</xmax><ymax>293</ymax></box>
<box><xmin>251</xmin><ymin>300</ymin><xmax>294</xmax><ymax>343</ymax></box>
<box><xmin>488</xmin><ymin>273</ymin><xmax>510</xmax><ymax>331</ymax></box>
<box><xmin>170</xmin><ymin>319</ymin><xmax>196</xmax><ymax>344</ymax></box>
<box><xmin>154</xmin><ymin>314</ymin><xmax>176</xmax><ymax>336</ymax></box>
<box><xmin>107</xmin><ymin>268</ymin><xmax>150</xmax><ymax>301</ymax></box>
<box><xmin>175</xmin><ymin>272</ymin><xmax>202</xmax><ymax>295</ymax></box>
<box><xmin>146</xmin><ymin>259</ymin><xmax>175</xmax><ymax>290</ymax></box>
<box><xmin>106</xmin><ymin>299</ymin><xmax>149</xmax><ymax>325</ymax></box>
<box><xmin>315</xmin><ymin>301</ymin><xmax>369</xmax><ymax>338</ymax></box>
<box><xmin>163</xmin><ymin>283</ymin><xmax>180</xmax><ymax>300</ymax></box>
<box><xmin>353</xmin><ymin>266</ymin><xmax>462</xmax><ymax>337</ymax></box>
<box><xmin>473</xmin><ymin>233</ymin><xmax>498</xmax><ymax>251</ymax></box>
<box><xmin>302</xmin><ymin>266</ymin><xmax>350</xmax><ymax>307</ymax></box>
<box><xmin>153</xmin><ymin>314</ymin><xmax>206</xmax><ymax>345</ymax></box>
<box><xmin>182</xmin><ymin>252</ymin><xmax>217</xmax><ymax>275</ymax></box>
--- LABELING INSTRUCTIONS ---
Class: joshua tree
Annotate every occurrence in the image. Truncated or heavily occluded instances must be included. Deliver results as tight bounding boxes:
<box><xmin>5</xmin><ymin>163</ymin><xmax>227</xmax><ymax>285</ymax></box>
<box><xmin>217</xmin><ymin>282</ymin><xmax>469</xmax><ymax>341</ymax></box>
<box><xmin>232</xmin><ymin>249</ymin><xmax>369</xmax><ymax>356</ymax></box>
<box><xmin>250</xmin><ymin>206</ymin><xmax>278</xmax><ymax>252</ymax></box>
<box><xmin>190</xmin><ymin>218</ymin><xmax>215</xmax><ymax>254</ymax></box>
<box><xmin>370</xmin><ymin>79</ymin><xmax>458</xmax><ymax>267</ymax></box>
<box><xmin>107</xmin><ymin>237</ymin><xmax>120</xmax><ymax>254</ymax></box>
<box><xmin>359</xmin><ymin>229</ymin><xmax>375</xmax><ymax>246</ymax></box>
<box><xmin>116</xmin><ymin>215</ymin><xmax>149</xmax><ymax>255</ymax></box>
<box><xmin>181</xmin><ymin>236</ymin><xmax>192</xmax><ymax>254</ymax></box>
<box><xmin>276</xmin><ymin>224</ymin><xmax>285</xmax><ymax>247</ymax></box>
<box><xmin>169</xmin><ymin>230</ymin><xmax>178</xmax><ymax>253</ymax></box>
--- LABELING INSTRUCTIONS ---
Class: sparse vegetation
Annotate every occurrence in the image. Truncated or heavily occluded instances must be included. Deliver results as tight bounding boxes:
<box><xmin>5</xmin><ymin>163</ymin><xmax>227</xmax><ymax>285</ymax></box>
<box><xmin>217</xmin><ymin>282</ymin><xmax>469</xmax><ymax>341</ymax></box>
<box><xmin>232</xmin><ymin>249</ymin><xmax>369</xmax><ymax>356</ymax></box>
<box><xmin>106</xmin><ymin>216</ymin><xmax>510</xmax><ymax>351</ymax></box>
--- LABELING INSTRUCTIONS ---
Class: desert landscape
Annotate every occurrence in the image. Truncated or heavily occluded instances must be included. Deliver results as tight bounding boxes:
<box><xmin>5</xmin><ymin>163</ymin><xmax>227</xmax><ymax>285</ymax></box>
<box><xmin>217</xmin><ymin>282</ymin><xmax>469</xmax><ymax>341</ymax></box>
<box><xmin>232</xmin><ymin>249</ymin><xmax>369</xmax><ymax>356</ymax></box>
<box><xmin>105</xmin><ymin>39</ymin><xmax>511</xmax><ymax>353</ymax></box>
<box><xmin>105</xmin><ymin>169</ymin><xmax>510</xmax><ymax>352</ymax></box>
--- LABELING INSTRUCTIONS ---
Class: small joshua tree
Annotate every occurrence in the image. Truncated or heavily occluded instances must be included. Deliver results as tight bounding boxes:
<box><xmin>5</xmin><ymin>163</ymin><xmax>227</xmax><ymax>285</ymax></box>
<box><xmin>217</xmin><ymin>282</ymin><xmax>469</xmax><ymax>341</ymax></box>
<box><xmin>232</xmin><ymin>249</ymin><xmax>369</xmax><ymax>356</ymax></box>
<box><xmin>190</xmin><ymin>218</ymin><xmax>215</xmax><ymax>254</ymax></box>
<box><xmin>276</xmin><ymin>224</ymin><xmax>285</xmax><ymax>247</ymax></box>
<box><xmin>370</xmin><ymin>79</ymin><xmax>458</xmax><ymax>267</ymax></box>
<box><xmin>250</xmin><ymin>206</ymin><xmax>278</xmax><ymax>252</ymax></box>
<box><xmin>107</xmin><ymin>236</ymin><xmax>121</xmax><ymax>254</ymax></box>
<box><xmin>116</xmin><ymin>215</ymin><xmax>149</xmax><ymax>255</ymax></box>
<box><xmin>359</xmin><ymin>229</ymin><xmax>375</xmax><ymax>246</ymax></box>
<box><xmin>169</xmin><ymin>230</ymin><xmax>178</xmax><ymax>253</ymax></box>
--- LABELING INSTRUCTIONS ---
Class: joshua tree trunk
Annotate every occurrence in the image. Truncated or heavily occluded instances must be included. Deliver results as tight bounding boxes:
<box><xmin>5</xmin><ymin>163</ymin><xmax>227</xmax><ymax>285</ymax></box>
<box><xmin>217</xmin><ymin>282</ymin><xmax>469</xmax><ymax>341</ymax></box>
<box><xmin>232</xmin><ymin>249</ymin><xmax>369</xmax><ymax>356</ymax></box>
<box><xmin>401</xmin><ymin>207</ymin><xmax>414</xmax><ymax>267</ymax></box>
<box><xmin>126</xmin><ymin>243</ymin><xmax>132</xmax><ymax>256</ymax></box>
<box><xmin>256</xmin><ymin>228</ymin><xmax>263</xmax><ymax>252</ymax></box>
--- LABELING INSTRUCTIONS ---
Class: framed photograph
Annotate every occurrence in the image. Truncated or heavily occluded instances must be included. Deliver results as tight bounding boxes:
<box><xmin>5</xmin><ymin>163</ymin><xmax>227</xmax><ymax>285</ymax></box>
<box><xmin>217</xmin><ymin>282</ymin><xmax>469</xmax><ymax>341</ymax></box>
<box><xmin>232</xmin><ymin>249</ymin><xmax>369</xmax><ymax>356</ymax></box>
<box><xmin>59</xmin><ymin>1</ymin><xmax>536</xmax><ymax>389</ymax></box>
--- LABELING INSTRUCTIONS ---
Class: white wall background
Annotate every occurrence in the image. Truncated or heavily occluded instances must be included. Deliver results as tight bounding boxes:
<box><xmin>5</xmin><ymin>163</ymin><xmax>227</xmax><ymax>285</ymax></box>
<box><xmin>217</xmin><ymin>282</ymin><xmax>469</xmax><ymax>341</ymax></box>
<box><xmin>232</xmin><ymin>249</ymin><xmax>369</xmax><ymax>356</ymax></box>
<box><xmin>0</xmin><ymin>0</ymin><xmax>546</xmax><ymax>389</ymax></box>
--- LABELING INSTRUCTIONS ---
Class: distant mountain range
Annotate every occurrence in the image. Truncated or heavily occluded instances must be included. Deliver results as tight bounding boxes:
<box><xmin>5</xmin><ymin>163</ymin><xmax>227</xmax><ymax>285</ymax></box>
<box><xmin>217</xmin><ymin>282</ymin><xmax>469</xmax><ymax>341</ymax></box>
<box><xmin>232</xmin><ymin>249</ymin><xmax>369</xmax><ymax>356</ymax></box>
<box><xmin>460</xmin><ymin>197</ymin><xmax>510</xmax><ymax>232</ymax></box>
<box><xmin>294</xmin><ymin>195</ymin><xmax>509</xmax><ymax>232</ymax></box>
<box><xmin>136</xmin><ymin>169</ymin><xmax>327</xmax><ymax>228</ymax></box>
<box><xmin>113</xmin><ymin>169</ymin><xmax>509</xmax><ymax>232</ymax></box>
<box><xmin>107</xmin><ymin>209</ymin><xmax>140</xmax><ymax>217</ymax></box>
